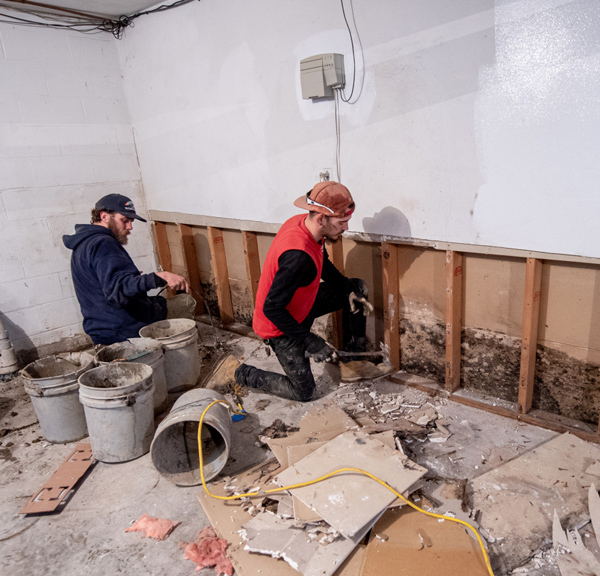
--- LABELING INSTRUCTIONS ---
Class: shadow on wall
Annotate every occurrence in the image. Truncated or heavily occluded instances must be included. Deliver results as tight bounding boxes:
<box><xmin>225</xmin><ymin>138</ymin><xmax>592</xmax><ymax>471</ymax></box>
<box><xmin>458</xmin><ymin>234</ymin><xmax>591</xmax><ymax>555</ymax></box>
<box><xmin>339</xmin><ymin>207</ymin><xmax>417</xmax><ymax>347</ymax></box>
<box><xmin>0</xmin><ymin>313</ymin><xmax>34</xmax><ymax>366</ymax></box>
<box><xmin>362</xmin><ymin>206</ymin><xmax>420</xmax><ymax>278</ymax></box>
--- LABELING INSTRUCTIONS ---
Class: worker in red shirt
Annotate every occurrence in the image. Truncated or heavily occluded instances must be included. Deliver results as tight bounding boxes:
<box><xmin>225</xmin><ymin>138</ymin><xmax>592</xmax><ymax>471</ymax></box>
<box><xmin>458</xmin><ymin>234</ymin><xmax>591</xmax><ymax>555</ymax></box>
<box><xmin>207</xmin><ymin>182</ymin><xmax>372</xmax><ymax>402</ymax></box>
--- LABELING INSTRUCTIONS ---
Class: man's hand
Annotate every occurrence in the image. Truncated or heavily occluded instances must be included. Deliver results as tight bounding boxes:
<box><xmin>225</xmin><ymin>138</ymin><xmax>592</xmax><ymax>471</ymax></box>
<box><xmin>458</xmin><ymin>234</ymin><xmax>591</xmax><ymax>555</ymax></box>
<box><xmin>348</xmin><ymin>278</ymin><xmax>374</xmax><ymax>316</ymax></box>
<box><xmin>156</xmin><ymin>271</ymin><xmax>190</xmax><ymax>293</ymax></box>
<box><xmin>304</xmin><ymin>333</ymin><xmax>338</xmax><ymax>363</ymax></box>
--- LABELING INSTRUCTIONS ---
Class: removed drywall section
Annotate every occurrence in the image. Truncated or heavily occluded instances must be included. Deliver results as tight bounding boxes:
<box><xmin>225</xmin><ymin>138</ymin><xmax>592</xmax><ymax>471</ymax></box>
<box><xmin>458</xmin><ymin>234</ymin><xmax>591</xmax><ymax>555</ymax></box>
<box><xmin>471</xmin><ymin>433</ymin><xmax>600</xmax><ymax>573</ymax></box>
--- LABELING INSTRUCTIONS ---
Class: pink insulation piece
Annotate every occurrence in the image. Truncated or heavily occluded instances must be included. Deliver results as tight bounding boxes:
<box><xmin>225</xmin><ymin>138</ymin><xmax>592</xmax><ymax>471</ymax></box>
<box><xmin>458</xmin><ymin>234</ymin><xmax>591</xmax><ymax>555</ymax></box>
<box><xmin>125</xmin><ymin>513</ymin><xmax>180</xmax><ymax>541</ymax></box>
<box><xmin>180</xmin><ymin>526</ymin><xmax>233</xmax><ymax>575</ymax></box>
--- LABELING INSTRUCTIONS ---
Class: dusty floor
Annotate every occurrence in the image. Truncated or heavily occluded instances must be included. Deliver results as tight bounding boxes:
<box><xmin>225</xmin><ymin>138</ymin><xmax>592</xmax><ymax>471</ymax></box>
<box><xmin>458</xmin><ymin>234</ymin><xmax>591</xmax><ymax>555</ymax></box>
<box><xmin>0</xmin><ymin>323</ymin><xmax>597</xmax><ymax>575</ymax></box>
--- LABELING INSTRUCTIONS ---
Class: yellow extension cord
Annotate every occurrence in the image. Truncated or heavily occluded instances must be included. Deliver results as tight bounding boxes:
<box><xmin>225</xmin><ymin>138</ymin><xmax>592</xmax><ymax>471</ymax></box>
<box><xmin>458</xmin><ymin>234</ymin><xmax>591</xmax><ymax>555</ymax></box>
<box><xmin>197</xmin><ymin>399</ymin><xmax>495</xmax><ymax>576</ymax></box>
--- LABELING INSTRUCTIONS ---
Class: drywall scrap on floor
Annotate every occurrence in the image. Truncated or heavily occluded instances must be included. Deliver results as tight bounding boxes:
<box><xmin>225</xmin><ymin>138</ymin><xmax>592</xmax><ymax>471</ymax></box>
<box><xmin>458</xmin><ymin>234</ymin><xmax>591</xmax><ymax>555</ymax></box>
<box><xmin>551</xmin><ymin>483</ymin><xmax>600</xmax><ymax>576</ymax></box>
<box><xmin>360</xmin><ymin>507</ymin><xmax>489</xmax><ymax>576</ymax></box>
<box><xmin>198</xmin><ymin>402</ymin><xmax>431</xmax><ymax>576</ymax></box>
<box><xmin>276</xmin><ymin>429</ymin><xmax>427</xmax><ymax>538</ymax></box>
<box><xmin>241</xmin><ymin>507</ymin><xmax>385</xmax><ymax>576</ymax></box>
<box><xmin>266</xmin><ymin>403</ymin><xmax>358</xmax><ymax>468</ymax></box>
<box><xmin>471</xmin><ymin>432</ymin><xmax>600</xmax><ymax>573</ymax></box>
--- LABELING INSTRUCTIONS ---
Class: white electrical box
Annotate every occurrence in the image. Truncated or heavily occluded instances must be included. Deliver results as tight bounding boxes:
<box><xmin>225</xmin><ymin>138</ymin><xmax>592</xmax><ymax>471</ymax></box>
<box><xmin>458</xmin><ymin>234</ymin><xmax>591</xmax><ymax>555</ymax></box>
<box><xmin>300</xmin><ymin>53</ymin><xmax>345</xmax><ymax>99</ymax></box>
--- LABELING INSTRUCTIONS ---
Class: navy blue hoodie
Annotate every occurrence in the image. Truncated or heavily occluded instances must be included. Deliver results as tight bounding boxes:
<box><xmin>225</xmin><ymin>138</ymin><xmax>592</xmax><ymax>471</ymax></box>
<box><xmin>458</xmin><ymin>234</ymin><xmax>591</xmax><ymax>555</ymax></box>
<box><xmin>63</xmin><ymin>224</ymin><xmax>167</xmax><ymax>345</ymax></box>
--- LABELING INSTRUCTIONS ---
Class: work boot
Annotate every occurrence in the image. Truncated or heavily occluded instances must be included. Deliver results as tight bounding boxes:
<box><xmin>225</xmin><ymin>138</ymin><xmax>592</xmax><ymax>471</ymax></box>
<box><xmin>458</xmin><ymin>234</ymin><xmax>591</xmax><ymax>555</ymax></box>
<box><xmin>204</xmin><ymin>354</ymin><xmax>241</xmax><ymax>394</ymax></box>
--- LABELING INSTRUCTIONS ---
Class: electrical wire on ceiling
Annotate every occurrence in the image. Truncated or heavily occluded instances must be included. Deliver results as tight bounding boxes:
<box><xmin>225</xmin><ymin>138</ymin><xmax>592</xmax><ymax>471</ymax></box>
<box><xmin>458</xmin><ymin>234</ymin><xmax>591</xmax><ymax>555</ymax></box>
<box><xmin>332</xmin><ymin>0</ymin><xmax>365</xmax><ymax>183</ymax></box>
<box><xmin>0</xmin><ymin>0</ymin><xmax>198</xmax><ymax>39</ymax></box>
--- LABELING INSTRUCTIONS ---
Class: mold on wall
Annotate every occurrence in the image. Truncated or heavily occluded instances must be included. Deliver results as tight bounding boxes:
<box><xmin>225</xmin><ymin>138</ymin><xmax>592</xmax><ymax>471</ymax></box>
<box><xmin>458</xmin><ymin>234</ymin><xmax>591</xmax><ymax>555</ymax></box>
<box><xmin>534</xmin><ymin>346</ymin><xmax>600</xmax><ymax>425</ymax></box>
<box><xmin>156</xmin><ymin>219</ymin><xmax>600</xmax><ymax>425</ymax></box>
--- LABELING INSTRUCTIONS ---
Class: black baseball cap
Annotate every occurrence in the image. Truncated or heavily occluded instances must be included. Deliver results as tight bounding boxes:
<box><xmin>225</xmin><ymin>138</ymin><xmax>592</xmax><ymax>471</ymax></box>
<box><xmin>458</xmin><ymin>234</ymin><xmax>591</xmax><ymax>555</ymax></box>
<box><xmin>95</xmin><ymin>194</ymin><xmax>147</xmax><ymax>222</ymax></box>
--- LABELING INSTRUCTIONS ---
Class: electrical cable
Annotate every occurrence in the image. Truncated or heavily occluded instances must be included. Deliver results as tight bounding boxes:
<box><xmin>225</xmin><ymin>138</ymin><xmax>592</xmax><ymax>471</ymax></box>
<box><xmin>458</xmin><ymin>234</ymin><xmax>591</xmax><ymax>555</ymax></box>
<box><xmin>335</xmin><ymin>89</ymin><xmax>340</xmax><ymax>182</ymax></box>
<box><xmin>338</xmin><ymin>0</ymin><xmax>356</xmax><ymax>103</ymax></box>
<box><xmin>0</xmin><ymin>0</ymin><xmax>198</xmax><ymax>38</ymax></box>
<box><xmin>197</xmin><ymin>399</ymin><xmax>496</xmax><ymax>576</ymax></box>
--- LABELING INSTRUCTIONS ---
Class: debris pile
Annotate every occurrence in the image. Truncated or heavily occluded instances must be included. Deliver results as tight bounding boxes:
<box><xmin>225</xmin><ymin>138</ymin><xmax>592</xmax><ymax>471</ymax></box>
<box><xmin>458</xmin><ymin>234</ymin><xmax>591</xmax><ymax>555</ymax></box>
<box><xmin>199</xmin><ymin>403</ymin><xmax>491</xmax><ymax>576</ymax></box>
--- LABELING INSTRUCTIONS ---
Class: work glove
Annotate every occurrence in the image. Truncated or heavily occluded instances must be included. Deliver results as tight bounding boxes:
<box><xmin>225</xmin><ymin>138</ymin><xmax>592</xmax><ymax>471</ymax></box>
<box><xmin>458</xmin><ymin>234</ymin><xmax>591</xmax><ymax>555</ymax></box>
<box><xmin>348</xmin><ymin>278</ymin><xmax>374</xmax><ymax>316</ymax></box>
<box><xmin>304</xmin><ymin>333</ymin><xmax>338</xmax><ymax>363</ymax></box>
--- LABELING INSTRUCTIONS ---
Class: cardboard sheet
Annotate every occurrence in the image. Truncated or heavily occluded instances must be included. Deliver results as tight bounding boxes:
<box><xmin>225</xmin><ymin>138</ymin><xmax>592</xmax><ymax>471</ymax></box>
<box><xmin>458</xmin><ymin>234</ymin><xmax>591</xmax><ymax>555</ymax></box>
<box><xmin>361</xmin><ymin>507</ymin><xmax>489</xmax><ymax>576</ymax></box>
<box><xmin>198</xmin><ymin>458</ymin><xmax>363</xmax><ymax>576</ymax></box>
<box><xmin>276</xmin><ymin>430</ymin><xmax>426</xmax><ymax>538</ymax></box>
<box><xmin>267</xmin><ymin>403</ymin><xmax>358</xmax><ymax>468</ymax></box>
<box><xmin>20</xmin><ymin>443</ymin><xmax>95</xmax><ymax>514</ymax></box>
<box><xmin>471</xmin><ymin>432</ymin><xmax>600</xmax><ymax>572</ymax></box>
<box><xmin>241</xmin><ymin>508</ymin><xmax>384</xmax><ymax>576</ymax></box>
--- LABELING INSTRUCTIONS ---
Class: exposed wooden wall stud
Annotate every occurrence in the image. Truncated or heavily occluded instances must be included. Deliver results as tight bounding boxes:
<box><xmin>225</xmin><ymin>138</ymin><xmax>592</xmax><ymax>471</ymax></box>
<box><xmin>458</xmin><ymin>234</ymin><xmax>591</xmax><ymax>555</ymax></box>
<box><xmin>445</xmin><ymin>251</ymin><xmax>463</xmax><ymax>392</ymax></box>
<box><xmin>152</xmin><ymin>222</ymin><xmax>172</xmax><ymax>272</ymax></box>
<box><xmin>518</xmin><ymin>258</ymin><xmax>543</xmax><ymax>414</ymax></box>
<box><xmin>327</xmin><ymin>240</ymin><xmax>345</xmax><ymax>350</ymax></box>
<box><xmin>242</xmin><ymin>231</ymin><xmax>262</xmax><ymax>312</ymax></box>
<box><xmin>382</xmin><ymin>242</ymin><xmax>400</xmax><ymax>370</ymax></box>
<box><xmin>177</xmin><ymin>224</ymin><xmax>205</xmax><ymax>316</ymax></box>
<box><xmin>207</xmin><ymin>226</ymin><xmax>234</xmax><ymax>325</ymax></box>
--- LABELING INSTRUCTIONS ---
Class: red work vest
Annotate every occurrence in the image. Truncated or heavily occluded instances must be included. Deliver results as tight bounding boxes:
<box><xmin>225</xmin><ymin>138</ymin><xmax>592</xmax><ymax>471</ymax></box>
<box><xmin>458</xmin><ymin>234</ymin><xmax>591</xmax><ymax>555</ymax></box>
<box><xmin>253</xmin><ymin>214</ymin><xmax>323</xmax><ymax>339</ymax></box>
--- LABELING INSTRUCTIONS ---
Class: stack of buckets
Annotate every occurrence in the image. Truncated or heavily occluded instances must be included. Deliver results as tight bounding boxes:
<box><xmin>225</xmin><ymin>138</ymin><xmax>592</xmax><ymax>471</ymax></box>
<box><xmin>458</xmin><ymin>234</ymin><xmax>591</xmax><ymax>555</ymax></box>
<box><xmin>20</xmin><ymin>319</ymin><xmax>231</xmax><ymax>482</ymax></box>
<box><xmin>0</xmin><ymin>318</ymin><xmax>18</xmax><ymax>377</ymax></box>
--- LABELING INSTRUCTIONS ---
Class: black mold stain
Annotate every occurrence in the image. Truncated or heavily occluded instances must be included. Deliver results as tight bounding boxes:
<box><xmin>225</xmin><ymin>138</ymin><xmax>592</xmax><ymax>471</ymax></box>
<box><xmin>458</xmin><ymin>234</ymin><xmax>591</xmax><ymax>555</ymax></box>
<box><xmin>398</xmin><ymin>318</ymin><xmax>599</xmax><ymax>425</ymax></box>
<box><xmin>534</xmin><ymin>346</ymin><xmax>600</xmax><ymax>424</ymax></box>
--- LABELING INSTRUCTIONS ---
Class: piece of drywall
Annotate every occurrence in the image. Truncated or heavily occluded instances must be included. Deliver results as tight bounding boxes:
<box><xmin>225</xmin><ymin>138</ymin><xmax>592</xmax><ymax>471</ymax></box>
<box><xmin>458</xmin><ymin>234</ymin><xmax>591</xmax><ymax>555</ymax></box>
<box><xmin>117</xmin><ymin>0</ymin><xmax>600</xmax><ymax>259</ymax></box>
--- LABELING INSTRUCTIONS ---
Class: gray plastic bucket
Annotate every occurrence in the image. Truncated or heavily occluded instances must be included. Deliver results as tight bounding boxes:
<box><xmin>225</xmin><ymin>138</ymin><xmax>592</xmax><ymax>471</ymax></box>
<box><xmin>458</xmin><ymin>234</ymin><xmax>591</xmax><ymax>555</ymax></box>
<box><xmin>150</xmin><ymin>388</ymin><xmax>231</xmax><ymax>485</ymax></box>
<box><xmin>21</xmin><ymin>352</ymin><xmax>95</xmax><ymax>443</ymax></box>
<box><xmin>139</xmin><ymin>319</ymin><xmax>200</xmax><ymax>395</ymax></box>
<box><xmin>78</xmin><ymin>363</ymin><xmax>154</xmax><ymax>463</ymax></box>
<box><xmin>95</xmin><ymin>338</ymin><xmax>168</xmax><ymax>415</ymax></box>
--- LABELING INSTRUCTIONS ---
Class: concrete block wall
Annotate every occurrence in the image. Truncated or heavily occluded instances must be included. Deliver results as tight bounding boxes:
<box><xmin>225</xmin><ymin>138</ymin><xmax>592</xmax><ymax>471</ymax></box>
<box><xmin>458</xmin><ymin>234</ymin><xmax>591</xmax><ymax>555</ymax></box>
<box><xmin>0</xmin><ymin>23</ymin><xmax>154</xmax><ymax>363</ymax></box>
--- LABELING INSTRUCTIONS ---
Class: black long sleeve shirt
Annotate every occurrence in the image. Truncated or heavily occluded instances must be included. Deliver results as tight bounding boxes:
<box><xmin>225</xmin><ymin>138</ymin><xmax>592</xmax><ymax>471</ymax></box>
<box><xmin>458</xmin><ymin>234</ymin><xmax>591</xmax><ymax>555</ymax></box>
<box><xmin>262</xmin><ymin>248</ymin><xmax>349</xmax><ymax>340</ymax></box>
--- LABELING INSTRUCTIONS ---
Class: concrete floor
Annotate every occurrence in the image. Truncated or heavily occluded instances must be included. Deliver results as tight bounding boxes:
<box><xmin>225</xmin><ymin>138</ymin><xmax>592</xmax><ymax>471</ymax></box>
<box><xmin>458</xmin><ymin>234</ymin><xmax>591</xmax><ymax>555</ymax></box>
<box><xmin>0</xmin><ymin>323</ymin><xmax>589</xmax><ymax>576</ymax></box>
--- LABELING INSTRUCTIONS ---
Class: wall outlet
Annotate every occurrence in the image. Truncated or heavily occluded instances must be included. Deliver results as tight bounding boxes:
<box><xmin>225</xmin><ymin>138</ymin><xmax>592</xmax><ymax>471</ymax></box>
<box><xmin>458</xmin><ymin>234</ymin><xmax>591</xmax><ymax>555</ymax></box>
<box><xmin>320</xmin><ymin>169</ymin><xmax>331</xmax><ymax>182</ymax></box>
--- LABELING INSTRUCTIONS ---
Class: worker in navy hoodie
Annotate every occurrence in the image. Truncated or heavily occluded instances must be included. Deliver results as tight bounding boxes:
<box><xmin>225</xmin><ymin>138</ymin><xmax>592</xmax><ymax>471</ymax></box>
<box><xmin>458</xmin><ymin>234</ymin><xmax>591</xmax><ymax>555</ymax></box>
<box><xmin>63</xmin><ymin>193</ymin><xmax>194</xmax><ymax>345</ymax></box>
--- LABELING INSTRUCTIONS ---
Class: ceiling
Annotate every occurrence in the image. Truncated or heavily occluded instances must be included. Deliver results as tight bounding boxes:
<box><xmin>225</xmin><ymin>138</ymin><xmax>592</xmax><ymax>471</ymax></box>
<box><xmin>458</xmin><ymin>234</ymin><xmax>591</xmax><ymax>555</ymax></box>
<box><xmin>1</xmin><ymin>1</ymin><xmax>167</xmax><ymax>19</ymax></box>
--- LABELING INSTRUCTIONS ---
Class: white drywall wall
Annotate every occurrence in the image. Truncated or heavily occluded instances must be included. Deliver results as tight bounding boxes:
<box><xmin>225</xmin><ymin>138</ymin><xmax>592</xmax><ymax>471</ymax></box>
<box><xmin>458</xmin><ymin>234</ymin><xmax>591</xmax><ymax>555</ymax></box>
<box><xmin>117</xmin><ymin>0</ymin><xmax>600</xmax><ymax>258</ymax></box>
<box><xmin>0</xmin><ymin>22</ymin><xmax>153</xmax><ymax>356</ymax></box>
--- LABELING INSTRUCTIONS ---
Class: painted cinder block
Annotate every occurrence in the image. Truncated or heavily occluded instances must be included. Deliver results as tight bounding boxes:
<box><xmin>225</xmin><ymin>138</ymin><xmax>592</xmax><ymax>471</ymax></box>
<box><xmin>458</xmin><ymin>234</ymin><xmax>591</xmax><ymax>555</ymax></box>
<box><xmin>83</xmin><ymin>97</ymin><xmax>131</xmax><ymax>125</ymax></box>
<box><xmin>3</xmin><ymin>186</ymin><xmax>76</xmax><ymax>221</ymax></box>
<box><xmin>0</xmin><ymin>254</ymin><xmax>25</xmax><ymax>284</ymax></box>
<box><xmin>58</xmin><ymin>125</ymin><xmax>120</xmax><ymax>156</ymax></box>
<box><xmin>59</xmin><ymin>271</ymin><xmax>76</xmax><ymax>299</ymax></box>
<box><xmin>2</xmin><ymin>274</ymin><xmax>64</xmax><ymax>313</ymax></box>
<box><xmin>0</xmin><ymin>219</ymin><xmax>54</xmax><ymax>254</ymax></box>
<box><xmin>32</xmin><ymin>156</ymin><xmax>96</xmax><ymax>187</ymax></box>
<box><xmin>0</xmin><ymin>60</ymin><xmax>48</xmax><ymax>96</ymax></box>
<box><xmin>12</xmin><ymin>323</ymin><xmax>86</xmax><ymax>353</ymax></box>
<box><xmin>39</xmin><ymin>297</ymin><xmax>83</xmax><ymax>332</ymax></box>
<box><xmin>115</xmin><ymin>125</ymin><xmax>136</xmax><ymax>155</ymax></box>
<box><xmin>1</xmin><ymin>27</ymin><xmax>73</xmax><ymax>64</ymax></box>
<box><xmin>93</xmin><ymin>154</ymin><xmax>141</xmax><ymax>183</ymax></box>
<box><xmin>0</xmin><ymin>125</ymin><xmax>61</xmax><ymax>158</ymax></box>
<box><xmin>0</xmin><ymin>157</ymin><xmax>35</xmax><ymax>190</ymax></box>
<box><xmin>44</xmin><ymin>64</ymin><xmax>94</xmax><ymax>99</ymax></box>
<box><xmin>69</xmin><ymin>36</ymin><xmax>120</xmax><ymax>69</ymax></box>
<box><xmin>0</xmin><ymin>93</ymin><xmax>22</xmax><ymax>124</ymax></box>
<box><xmin>19</xmin><ymin>94</ymin><xmax>86</xmax><ymax>125</ymax></box>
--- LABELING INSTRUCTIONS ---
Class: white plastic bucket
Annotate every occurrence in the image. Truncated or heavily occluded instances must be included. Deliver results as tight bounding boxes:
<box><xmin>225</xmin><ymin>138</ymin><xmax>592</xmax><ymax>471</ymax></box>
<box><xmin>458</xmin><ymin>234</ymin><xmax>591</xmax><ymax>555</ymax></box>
<box><xmin>139</xmin><ymin>319</ymin><xmax>200</xmax><ymax>395</ymax></box>
<box><xmin>150</xmin><ymin>388</ymin><xmax>231</xmax><ymax>485</ymax></box>
<box><xmin>79</xmin><ymin>363</ymin><xmax>155</xmax><ymax>463</ymax></box>
<box><xmin>21</xmin><ymin>352</ymin><xmax>95</xmax><ymax>443</ymax></box>
<box><xmin>95</xmin><ymin>338</ymin><xmax>168</xmax><ymax>415</ymax></box>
